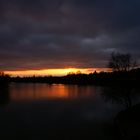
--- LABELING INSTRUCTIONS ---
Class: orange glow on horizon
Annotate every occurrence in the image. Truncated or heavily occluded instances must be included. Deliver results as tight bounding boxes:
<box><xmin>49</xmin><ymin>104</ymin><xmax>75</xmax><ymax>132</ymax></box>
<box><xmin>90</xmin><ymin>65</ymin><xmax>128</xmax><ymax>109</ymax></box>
<box><xmin>5</xmin><ymin>68</ymin><xmax>109</xmax><ymax>77</ymax></box>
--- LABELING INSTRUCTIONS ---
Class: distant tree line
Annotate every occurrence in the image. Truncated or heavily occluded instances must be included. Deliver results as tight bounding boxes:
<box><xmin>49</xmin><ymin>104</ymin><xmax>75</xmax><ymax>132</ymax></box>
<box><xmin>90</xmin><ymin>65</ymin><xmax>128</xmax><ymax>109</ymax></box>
<box><xmin>9</xmin><ymin>68</ymin><xmax>140</xmax><ymax>87</ymax></box>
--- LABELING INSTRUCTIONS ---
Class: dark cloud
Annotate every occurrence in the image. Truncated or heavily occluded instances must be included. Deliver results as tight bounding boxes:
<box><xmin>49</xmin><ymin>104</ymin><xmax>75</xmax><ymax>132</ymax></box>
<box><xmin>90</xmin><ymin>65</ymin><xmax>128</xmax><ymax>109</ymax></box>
<box><xmin>0</xmin><ymin>0</ymin><xmax>140</xmax><ymax>70</ymax></box>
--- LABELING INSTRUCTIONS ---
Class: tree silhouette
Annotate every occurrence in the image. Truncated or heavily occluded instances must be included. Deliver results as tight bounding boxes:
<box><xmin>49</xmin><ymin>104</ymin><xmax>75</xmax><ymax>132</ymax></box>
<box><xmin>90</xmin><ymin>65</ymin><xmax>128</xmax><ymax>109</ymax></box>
<box><xmin>108</xmin><ymin>52</ymin><xmax>137</xmax><ymax>72</ymax></box>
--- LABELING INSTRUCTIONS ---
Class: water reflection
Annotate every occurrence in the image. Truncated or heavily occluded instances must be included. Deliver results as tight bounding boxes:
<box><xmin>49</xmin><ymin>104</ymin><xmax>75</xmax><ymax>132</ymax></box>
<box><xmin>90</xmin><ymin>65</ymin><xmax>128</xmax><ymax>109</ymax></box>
<box><xmin>10</xmin><ymin>83</ymin><xmax>101</xmax><ymax>101</ymax></box>
<box><xmin>0</xmin><ymin>83</ymin><xmax>122</xmax><ymax>140</ymax></box>
<box><xmin>0</xmin><ymin>84</ymin><xmax>10</xmax><ymax>106</ymax></box>
<box><xmin>102</xmin><ymin>85</ymin><xmax>140</xmax><ymax>109</ymax></box>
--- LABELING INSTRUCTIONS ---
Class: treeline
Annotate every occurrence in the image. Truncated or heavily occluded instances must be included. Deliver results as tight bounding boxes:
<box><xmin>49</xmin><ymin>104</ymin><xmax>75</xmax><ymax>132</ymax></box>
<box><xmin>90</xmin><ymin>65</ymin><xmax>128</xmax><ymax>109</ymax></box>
<box><xmin>0</xmin><ymin>72</ymin><xmax>10</xmax><ymax>86</ymax></box>
<box><xmin>11</xmin><ymin>68</ymin><xmax>140</xmax><ymax>86</ymax></box>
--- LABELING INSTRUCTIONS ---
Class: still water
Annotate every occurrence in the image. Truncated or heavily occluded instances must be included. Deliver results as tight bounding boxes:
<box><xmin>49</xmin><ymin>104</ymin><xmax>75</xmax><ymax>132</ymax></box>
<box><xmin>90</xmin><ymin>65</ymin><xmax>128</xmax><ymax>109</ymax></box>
<box><xmin>10</xmin><ymin>83</ymin><xmax>100</xmax><ymax>100</ymax></box>
<box><xmin>0</xmin><ymin>83</ymin><xmax>122</xmax><ymax>140</ymax></box>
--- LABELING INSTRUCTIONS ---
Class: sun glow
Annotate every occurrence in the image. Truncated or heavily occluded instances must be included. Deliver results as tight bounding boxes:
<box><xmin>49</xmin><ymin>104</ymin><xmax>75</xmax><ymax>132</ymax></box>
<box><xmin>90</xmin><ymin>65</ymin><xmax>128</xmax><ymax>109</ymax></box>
<box><xmin>5</xmin><ymin>68</ymin><xmax>108</xmax><ymax>77</ymax></box>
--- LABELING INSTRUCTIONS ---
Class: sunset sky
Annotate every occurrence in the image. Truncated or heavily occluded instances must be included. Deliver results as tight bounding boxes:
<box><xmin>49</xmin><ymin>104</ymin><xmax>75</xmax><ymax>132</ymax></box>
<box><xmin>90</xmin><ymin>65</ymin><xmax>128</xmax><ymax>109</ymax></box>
<box><xmin>0</xmin><ymin>0</ymin><xmax>140</xmax><ymax>76</ymax></box>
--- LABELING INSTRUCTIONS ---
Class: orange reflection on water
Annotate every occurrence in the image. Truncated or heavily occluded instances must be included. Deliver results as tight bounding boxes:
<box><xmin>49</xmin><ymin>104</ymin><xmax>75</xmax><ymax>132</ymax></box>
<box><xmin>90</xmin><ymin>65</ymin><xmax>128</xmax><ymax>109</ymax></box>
<box><xmin>11</xmin><ymin>84</ymin><xmax>69</xmax><ymax>100</ymax></box>
<box><xmin>10</xmin><ymin>84</ymin><xmax>98</xmax><ymax>101</ymax></box>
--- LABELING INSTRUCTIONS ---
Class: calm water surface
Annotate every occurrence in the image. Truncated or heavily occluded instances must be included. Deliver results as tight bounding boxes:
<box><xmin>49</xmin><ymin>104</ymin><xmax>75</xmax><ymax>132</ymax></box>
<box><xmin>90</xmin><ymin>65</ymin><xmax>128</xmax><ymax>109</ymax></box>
<box><xmin>0</xmin><ymin>83</ymin><xmax>122</xmax><ymax>140</ymax></box>
<box><xmin>10</xmin><ymin>83</ymin><xmax>100</xmax><ymax>100</ymax></box>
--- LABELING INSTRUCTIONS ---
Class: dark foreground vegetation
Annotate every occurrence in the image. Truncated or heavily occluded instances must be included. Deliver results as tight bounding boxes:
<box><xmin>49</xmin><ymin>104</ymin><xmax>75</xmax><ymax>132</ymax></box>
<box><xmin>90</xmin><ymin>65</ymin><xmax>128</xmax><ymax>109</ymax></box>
<box><xmin>115</xmin><ymin>103</ymin><xmax>140</xmax><ymax>140</ymax></box>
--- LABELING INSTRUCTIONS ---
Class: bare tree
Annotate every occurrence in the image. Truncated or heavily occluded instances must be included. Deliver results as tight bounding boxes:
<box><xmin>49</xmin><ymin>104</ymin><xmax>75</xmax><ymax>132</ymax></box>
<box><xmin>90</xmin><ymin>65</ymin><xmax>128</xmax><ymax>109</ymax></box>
<box><xmin>108</xmin><ymin>52</ymin><xmax>137</xmax><ymax>72</ymax></box>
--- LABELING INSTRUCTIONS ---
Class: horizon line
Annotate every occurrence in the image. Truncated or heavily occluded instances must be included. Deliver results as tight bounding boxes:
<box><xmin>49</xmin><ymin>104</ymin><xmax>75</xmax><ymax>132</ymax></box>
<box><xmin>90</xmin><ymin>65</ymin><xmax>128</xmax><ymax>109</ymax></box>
<box><xmin>4</xmin><ymin>68</ymin><xmax>110</xmax><ymax>77</ymax></box>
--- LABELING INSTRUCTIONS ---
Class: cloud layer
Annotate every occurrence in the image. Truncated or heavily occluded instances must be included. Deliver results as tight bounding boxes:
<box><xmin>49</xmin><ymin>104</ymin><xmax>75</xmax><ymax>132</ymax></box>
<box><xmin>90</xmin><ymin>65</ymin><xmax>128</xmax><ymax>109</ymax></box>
<box><xmin>0</xmin><ymin>0</ymin><xmax>140</xmax><ymax>70</ymax></box>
